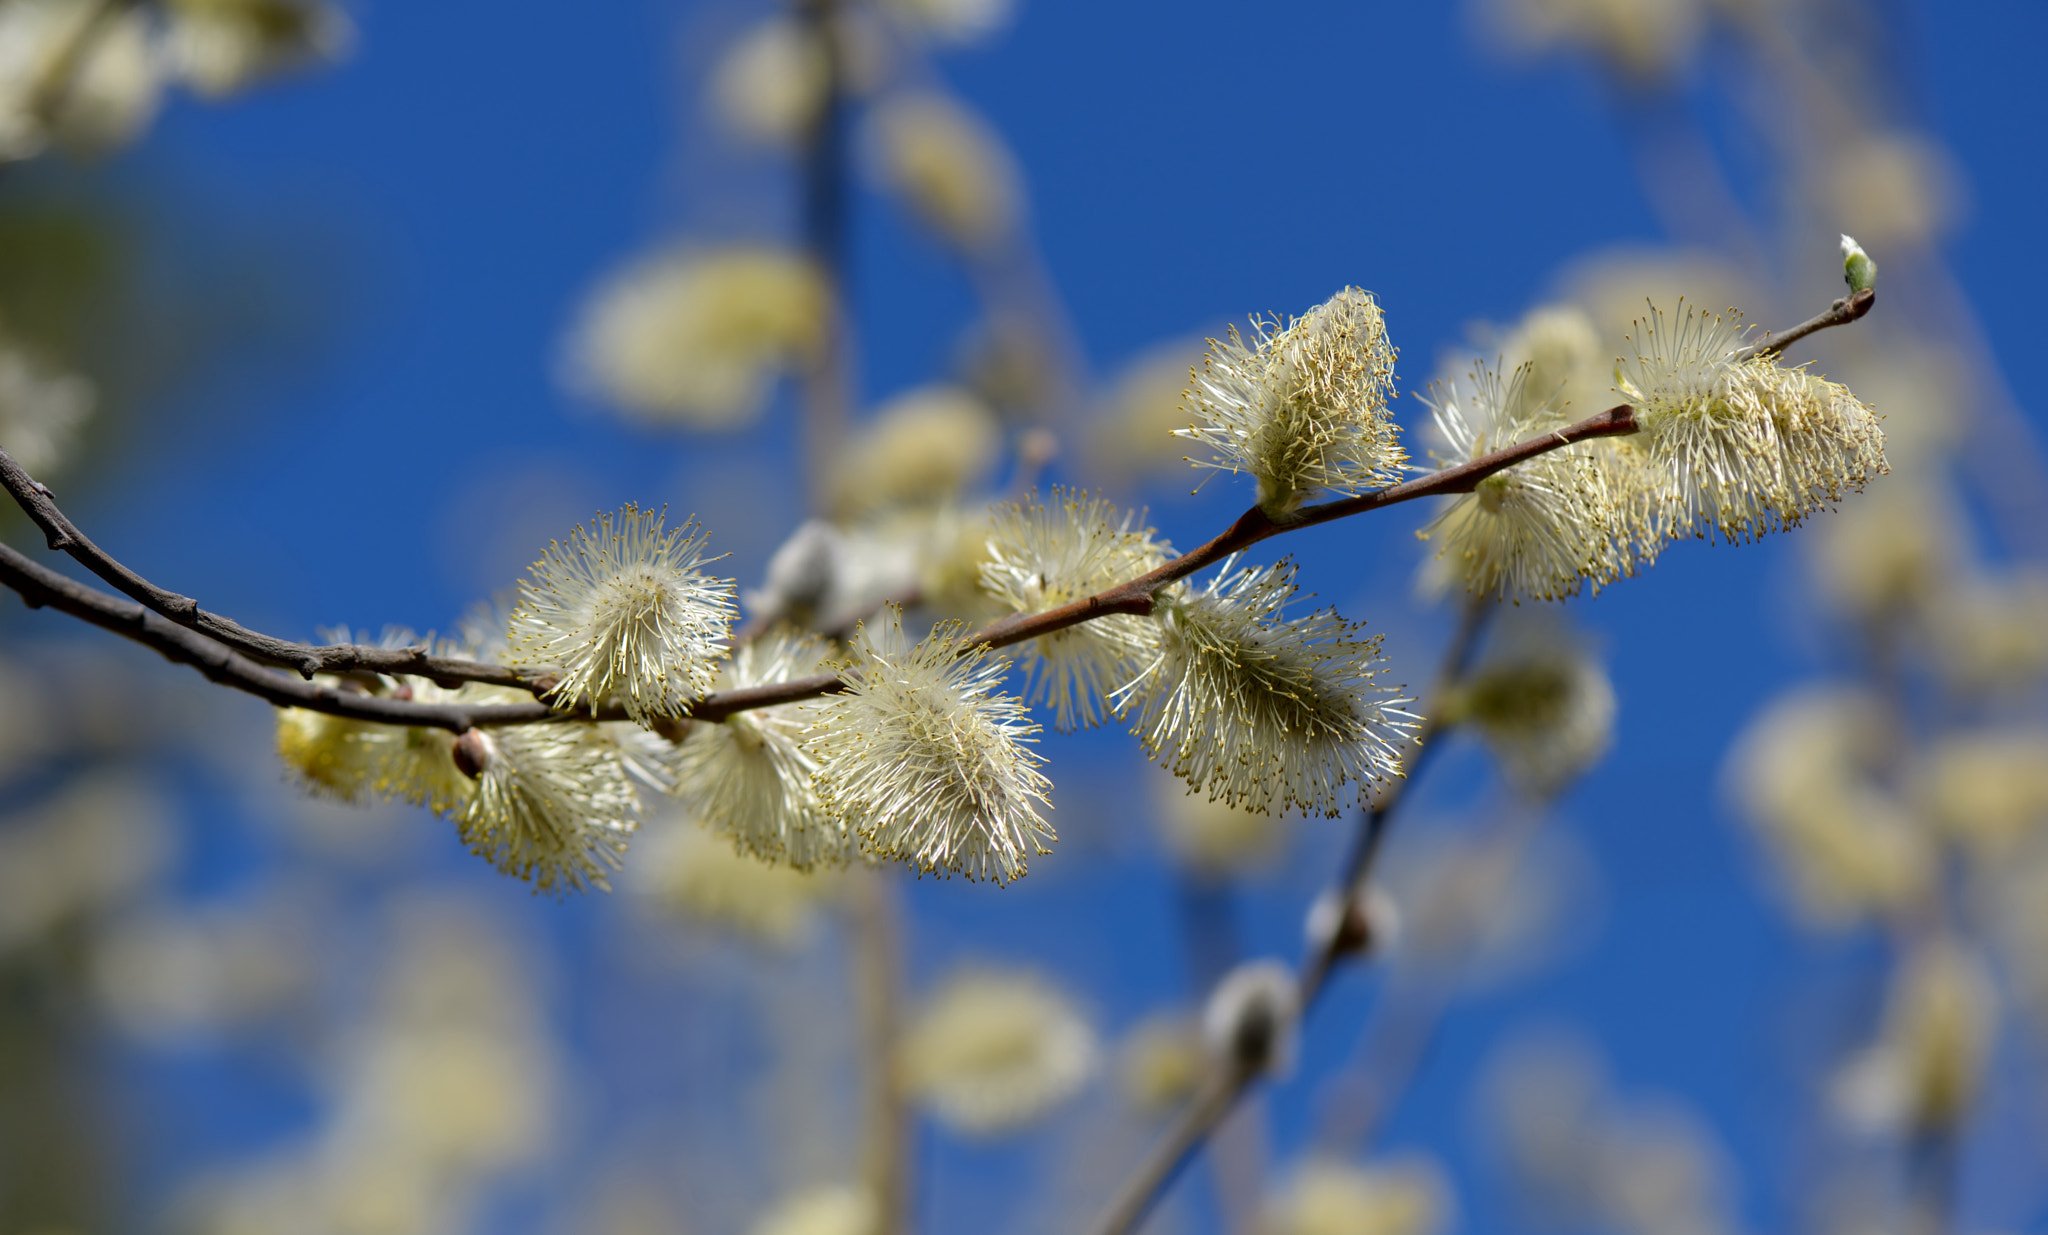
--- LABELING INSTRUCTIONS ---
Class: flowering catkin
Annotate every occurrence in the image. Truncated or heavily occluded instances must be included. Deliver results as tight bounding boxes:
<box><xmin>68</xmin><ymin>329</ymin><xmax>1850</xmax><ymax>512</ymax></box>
<box><xmin>979</xmin><ymin>489</ymin><xmax>1171</xmax><ymax>731</ymax></box>
<box><xmin>508</xmin><ymin>505</ymin><xmax>736</xmax><ymax>726</ymax></box>
<box><xmin>670</xmin><ymin>630</ymin><xmax>845</xmax><ymax>870</ymax></box>
<box><xmin>1180</xmin><ymin>287</ymin><xmax>1404</xmax><ymax>516</ymax></box>
<box><xmin>1417</xmin><ymin>361</ymin><xmax>1623</xmax><ymax>601</ymax></box>
<box><xmin>1616</xmin><ymin>304</ymin><xmax>1885</xmax><ymax>545</ymax></box>
<box><xmin>1122</xmin><ymin>558</ymin><xmax>1415</xmax><ymax>817</ymax></box>
<box><xmin>453</xmin><ymin>715</ymin><xmax>644</xmax><ymax>895</ymax></box>
<box><xmin>807</xmin><ymin>607</ymin><xmax>1053</xmax><ymax>884</ymax></box>
<box><xmin>898</xmin><ymin>969</ymin><xmax>1097</xmax><ymax>1135</ymax></box>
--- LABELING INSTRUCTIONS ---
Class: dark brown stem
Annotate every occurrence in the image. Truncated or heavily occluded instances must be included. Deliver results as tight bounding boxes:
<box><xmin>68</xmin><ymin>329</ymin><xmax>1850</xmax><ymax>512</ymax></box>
<box><xmin>1737</xmin><ymin>287</ymin><xmax>1875</xmax><ymax>360</ymax></box>
<box><xmin>0</xmin><ymin>409</ymin><xmax>1622</xmax><ymax>733</ymax></box>
<box><xmin>0</xmin><ymin>541</ymin><xmax>548</xmax><ymax>733</ymax></box>
<box><xmin>1087</xmin><ymin>597</ymin><xmax>1496</xmax><ymax>1235</ymax></box>
<box><xmin>0</xmin><ymin>447</ymin><xmax>549</xmax><ymax>691</ymax></box>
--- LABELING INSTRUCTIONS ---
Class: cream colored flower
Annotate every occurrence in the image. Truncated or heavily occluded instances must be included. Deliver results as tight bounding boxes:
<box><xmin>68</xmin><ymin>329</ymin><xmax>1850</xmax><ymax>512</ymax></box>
<box><xmin>1260</xmin><ymin>1157</ymin><xmax>1452</xmax><ymax>1235</ymax></box>
<box><xmin>631</xmin><ymin>807</ymin><xmax>831</xmax><ymax>946</ymax></box>
<box><xmin>1180</xmin><ymin>288</ymin><xmax>1403</xmax><ymax>516</ymax></box>
<box><xmin>0</xmin><ymin>0</ymin><xmax>163</xmax><ymax>159</ymax></box>
<box><xmin>276</xmin><ymin>703</ymin><xmax>387</xmax><ymax>803</ymax></box>
<box><xmin>710</xmin><ymin>18</ymin><xmax>828</xmax><ymax>147</ymax></box>
<box><xmin>1824</xmin><ymin>133</ymin><xmax>1960</xmax><ymax>250</ymax></box>
<box><xmin>1724</xmin><ymin>686</ymin><xmax>1932</xmax><ymax>927</ymax></box>
<box><xmin>877</xmin><ymin>0</ymin><xmax>1012</xmax><ymax>44</ymax></box>
<box><xmin>1616</xmin><ymin>303</ymin><xmax>1885</xmax><ymax>545</ymax></box>
<box><xmin>1203</xmin><ymin>958</ymin><xmax>1299</xmax><ymax>1077</ymax></box>
<box><xmin>567</xmin><ymin>245</ymin><xmax>828</xmax><ymax>427</ymax></box>
<box><xmin>508</xmin><ymin>505</ymin><xmax>737</xmax><ymax>726</ymax></box>
<box><xmin>869</xmin><ymin>92</ymin><xmax>1018</xmax><ymax>251</ymax></box>
<box><xmin>900</xmin><ymin>968</ymin><xmax>1097</xmax><ymax>1134</ymax></box>
<box><xmin>672</xmin><ymin>631</ymin><xmax>844</xmax><ymax>869</ymax></box>
<box><xmin>1450</xmin><ymin>626</ymin><xmax>1616</xmax><ymax>796</ymax></box>
<box><xmin>808</xmin><ymin>608</ymin><xmax>1053</xmax><ymax>883</ymax></box>
<box><xmin>829</xmin><ymin>384</ymin><xmax>1000</xmax><ymax>518</ymax></box>
<box><xmin>1926</xmin><ymin>569</ymin><xmax>2048</xmax><ymax>694</ymax></box>
<box><xmin>1480</xmin><ymin>0</ymin><xmax>1704</xmax><ymax>82</ymax></box>
<box><xmin>1417</xmin><ymin>361</ymin><xmax>1623</xmax><ymax>601</ymax></box>
<box><xmin>980</xmin><ymin>490</ymin><xmax>1172</xmax><ymax>731</ymax></box>
<box><xmin>453</xmin><ymin>718</ymin><xmax>644</xmax><ymax>895</ymax></box>
<box><xmin>1118</xmin><ymin>1014</ymin><xmax>1203</xmax><ymax>1112</ymax></box>
<box><xmin>1124</xmin><ymin>559</ymin><xmax>1414</xmax><ymax>817</ymax></box>
<box><xmin>163</xmin><ymin>0</ymin><xmax>349</xmax><ymax>98</ymax></box>
<box><xmin>0</xmin><ymin>336</ymin><xmax>92</xmax><ymax>472</ymax></box>
<box><xmin>751</xmin><ymin>1186</ymin><xmax>878</xmax><ymax>1235</ymax></box>
<box><xmin>1833</xmin><ymin>939</ymin><xmax>1996</xmax><ymax>1134</ymax></box>
<box><xmin>1089</xmin><ymin>338</ymin><xmax>1210</xmax><ymax>480</ymax></box>
<box><xmin>1911</xmin><ymin>729</ymin><xmax>2048</xmax><ymax>857</ymax></box>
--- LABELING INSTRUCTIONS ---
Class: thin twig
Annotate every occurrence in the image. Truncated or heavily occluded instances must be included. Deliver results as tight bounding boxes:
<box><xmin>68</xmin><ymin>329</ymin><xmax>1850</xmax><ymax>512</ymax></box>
<box><xmin>0</xmin><ymin>447</ymin><xmax>548</xmax><ymax>690</ymax></box>
<box><xmin>1087</xmin><ymin>598</ymin><xmax>1495</xmax><ymax>1235</ymax></box>
<box><xmin>0</xmin><ymin>408</ymin><xmax>1624</xmax><ymax>732</ymax></box>
<box><xmin>1737</xmin><ymin>287</ymin><xmax>1875</xmax><ymax>360</ymax></box>
<box><xmin>0</xmin><ymin>542</ymin><xmax>550</xmax><ymax>733</ymax></box>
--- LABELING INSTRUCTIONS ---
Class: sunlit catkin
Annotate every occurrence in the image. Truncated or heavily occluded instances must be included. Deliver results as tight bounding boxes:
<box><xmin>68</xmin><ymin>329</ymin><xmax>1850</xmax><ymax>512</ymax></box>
<box><xmin>1450</xmin><ymin>628</ymin><xmax>1617</xmax><ymax>797</ymax></box>
<box><xmin>508</xmin><ymin>505</ymin><xmax>736</xmax><ymax>726</ymax></box>
<box><xmin>671</xmin><ymin>631</ymin><xmax>844</xmax><ymax>869</ymax></box>
<box><xmin>566</xmin><ymin>245</ymin><xmax>827</xmax><ymax>427</ymax></box>
<box><xmin>1417</xmin><ymin>361</ymin><xmax>1622</xmax><ymax>601</ymax></box>
<box><xmin>1180</xmin><ymin>288</ymin><xmax>1403</xmax><ymax>517</ymax></box>
<box><xmin>868</xmin><ymin>92</ymin><xmax>1018</xmax><ymax>251</ymax></box>
<box><xmin>899</xmin><ymin>969</ymin><xmax>1097</xmax><ymax>1135</ymax></box>
<box><xmin>1123</xmin><ymin>558</ymin><xmax>1414</xmax><ymax>817</ymax></box>
<box><xmin>1616</xmin><ymin>304</ymin><xmax>1885</xmax><ymax>545</ymax></box>
<box><xmin>808</xmin><ymin>607</ymin><xmax>1053</xmax><ymax>884</ymax></box>
<box><xmin>452</xmin><ymin>717</ymin><xmax>644</xmax><ymax>895</ymax></box>
<box><xmin>980</xmin><ymin>489</ymin><xmax>1171</xmax><ymax>731</ymax></box>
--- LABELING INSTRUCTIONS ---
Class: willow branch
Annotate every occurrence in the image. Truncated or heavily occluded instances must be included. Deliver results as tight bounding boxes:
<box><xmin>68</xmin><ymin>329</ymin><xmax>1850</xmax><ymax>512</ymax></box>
<box><xmin>1087</xmin><ymin>598</ymin><xmax>1495</xmax><ymax>1235</ymax></box>
<box><xmin>0</xmin><ymin>406</ymin><xmax>1621</xmax><ymax>734</ymax></box>
<box><xmin>0</xmin><ymin>448</ymin><xmax>548</xmax><ymax>691</ymax></box>
<box><xmin>0</xmin><ymin>541</ymin><xmax>554</xmax><ymax>732</ymax></box>
<box><xmin>1737</xmin><ymin>287</ymin><xmax>1874</xmax><ymax>360</ymax></box>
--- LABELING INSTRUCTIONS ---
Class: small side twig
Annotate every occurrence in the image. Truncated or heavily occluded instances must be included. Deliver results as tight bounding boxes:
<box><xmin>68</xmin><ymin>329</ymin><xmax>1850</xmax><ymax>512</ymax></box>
<box><xmin>0</xmin><ymin>542</ymin><xmax>547</xmax><ymax>733</ymax></box>
<box><xmin>1737</xmin><ymin>287</ymin><xmax>1875</xmax><ymax>360</ymax></box>
<box><xmin>1086</xmin><ymin>597</ymin><xmax>1495</xmax><ymax>1235</ymax></box>
<box><xmin>0</xmin><ymin>448</ymin><xmax>548</xmax><ymax>691</ymax></box>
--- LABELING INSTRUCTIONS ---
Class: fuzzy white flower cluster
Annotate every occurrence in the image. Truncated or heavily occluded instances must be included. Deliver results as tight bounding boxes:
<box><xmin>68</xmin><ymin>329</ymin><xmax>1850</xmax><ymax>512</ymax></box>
<box><xmin>275</xmin><ymin>635</ymin><xmax>660</xmax><ymax>894</ymax></box>
<box><xmin>1618</xmin><ymin>304</ymin><xmax>1887</xmax><ymax>545</ymax></box>
<box><xmin>1125</xmin><ymin>559</ymin><xmax>1415</xmax><ymax>818</ymax></box>
<box><xmin>0</xmin><ymin>0</ymin><xmax>347</xmax><ymax>162</ymax></box>
<box><xmin>266</xmin><ymin>284</ymin><xmax>1885</xmax><ymax>899</ymax></box>
<box><xmin>1180</xmin><ymin>287</ymin><xmax>1403</xmax><ymax>517</ymax></box>
<box><xmin>980</xmin><ymin>488</ymin><xmax>1170</xmax><ymax>731</ymax></box>
<box><xmin>899</xmin><ymin>969</ymin><xmax>1097</xmax><ymax>1135</ymax></box>
<box><xmin>809</xmin><ymin>608</ymin><xmax>1054</xmax><ymax>884</ymax></box>
<box><xmin>1419</xmin><ymin>362</ymin><xmax>1623</xmax><ymax>601</ymax></box>
<box><xmin>509</xmin><ymin>505</ymin><xmax>737</xmax><ymax>726</ymax></box>
<box><xmin>1420</xmin><ymin>303</ymin><xmax>1885</xmax><ymax>603</ymax></box>
<box><xmin>670</xmin><ymin>631</ymin><xmax>842</xmax><ymax>870</ymax></box>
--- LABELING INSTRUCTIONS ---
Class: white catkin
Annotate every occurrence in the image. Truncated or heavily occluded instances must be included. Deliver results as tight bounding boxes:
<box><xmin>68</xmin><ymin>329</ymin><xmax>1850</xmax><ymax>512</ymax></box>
<box><xmin>508</xmin><ymin>505</ymin><xmax>737</xmax><ymax>726</ymax></box>
<box><xmin>1120</xmin><ymin>557</ymin><xmax>1416</xmax><ymax>817</ymax></box>
<box><xmin>1179</xmin><ymin>287</ymin><xmax>1404</xmax><ymax>516</ymax></box>
<box><xmin>979</xmin><ymin>488</ymin><xmax>1171</xmax><ymax>731</ymax></box>
<box><xmin>807</xmin><ymin>607</ymin><xmax>1054</xmax><ymax>884</ymax></box>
